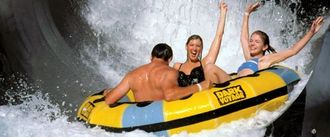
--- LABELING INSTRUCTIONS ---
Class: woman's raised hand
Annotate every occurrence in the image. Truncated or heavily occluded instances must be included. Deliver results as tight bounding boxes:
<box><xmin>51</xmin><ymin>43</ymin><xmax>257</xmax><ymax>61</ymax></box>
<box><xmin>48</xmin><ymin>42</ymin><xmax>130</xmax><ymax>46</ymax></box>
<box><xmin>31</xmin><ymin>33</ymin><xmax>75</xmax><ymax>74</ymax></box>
<box><xmin>310</xmin><ymin>16</ymin><xmax>324</xmax><ymax>34</ymax></box>
<box><xmin>245</xmin><ymin>2</ymin><xmax>260</xmax><ymax>15</ymax></box>
<box><xmin>219</xmin><ymin>1</ymin><xmax>228</xmax><ymax>13</ymax></box>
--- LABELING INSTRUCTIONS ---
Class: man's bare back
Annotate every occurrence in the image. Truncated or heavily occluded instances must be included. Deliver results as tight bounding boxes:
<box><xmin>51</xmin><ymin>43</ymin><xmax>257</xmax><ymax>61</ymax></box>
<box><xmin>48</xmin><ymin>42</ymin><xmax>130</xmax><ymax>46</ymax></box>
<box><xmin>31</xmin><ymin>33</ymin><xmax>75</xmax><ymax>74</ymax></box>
<box><xmin>127</xmin><ymin>59</ymin><xmax>176</xmax><ymax>101</ymax></box>
<box><xmin>104</xmin><ymin>43</ymin><xmax>210</xmax><ymax>105</ymax></box>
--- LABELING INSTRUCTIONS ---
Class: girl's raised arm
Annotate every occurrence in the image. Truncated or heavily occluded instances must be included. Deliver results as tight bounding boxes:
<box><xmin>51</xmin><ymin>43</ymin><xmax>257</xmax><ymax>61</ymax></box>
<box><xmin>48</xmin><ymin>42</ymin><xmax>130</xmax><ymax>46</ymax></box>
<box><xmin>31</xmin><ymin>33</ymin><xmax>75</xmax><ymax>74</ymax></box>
<box><xmin>240</xmin><ymin>2</ymin><xmax>260</xmax><ymax>60</ymax></box>
<box><xmin>264</xmin><ymin>16</ymin><xmax>324</xmax><ymax>66</ymax></box>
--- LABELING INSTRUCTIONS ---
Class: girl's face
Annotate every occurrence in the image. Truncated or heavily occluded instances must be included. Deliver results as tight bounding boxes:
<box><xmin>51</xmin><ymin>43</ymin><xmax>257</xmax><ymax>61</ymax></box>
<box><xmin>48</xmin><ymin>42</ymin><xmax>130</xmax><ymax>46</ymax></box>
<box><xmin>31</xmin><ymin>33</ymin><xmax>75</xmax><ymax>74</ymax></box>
<box><xmin>186</xmin><ymin>39</ymin><xmax>203</xmax><ymax>62</ymax></box>
<box><xmin>249</xmin><ymin>34</ymin><xmax>268</xmax><ymax>57</ymax></box>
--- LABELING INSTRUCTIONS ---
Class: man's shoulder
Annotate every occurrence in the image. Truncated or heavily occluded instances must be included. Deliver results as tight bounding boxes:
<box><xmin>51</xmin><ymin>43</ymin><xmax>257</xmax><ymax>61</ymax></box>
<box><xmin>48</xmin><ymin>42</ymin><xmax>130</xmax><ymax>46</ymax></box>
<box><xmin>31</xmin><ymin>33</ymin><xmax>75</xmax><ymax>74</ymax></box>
<box><xmin>161</xmin><ymin>66</ymin><xmax>178</xmax><ymax>77</ymax></box>
<box><xmin>130</xmin><ymin>63</ymin><xmax>177</xmax><ymax>76</ymax></box>
<box><xmin>173</xmin><ymin>62</ymin><xmax>182</xmax><ymax>70</ymax></box>
<box><xmin>130</xmin><ymin>63</ymin><xmax>150</xmax><ymax>72</ymax></box>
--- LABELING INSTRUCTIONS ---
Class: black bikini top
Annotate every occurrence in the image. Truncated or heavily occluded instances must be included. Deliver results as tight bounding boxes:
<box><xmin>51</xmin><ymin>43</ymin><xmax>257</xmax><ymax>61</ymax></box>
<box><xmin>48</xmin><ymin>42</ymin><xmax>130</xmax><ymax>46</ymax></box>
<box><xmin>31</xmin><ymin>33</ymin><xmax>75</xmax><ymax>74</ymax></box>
<box><xmin>177</xmin><ymin>62</ymin><xmax>205</xmax><ymax>87</ymax></box>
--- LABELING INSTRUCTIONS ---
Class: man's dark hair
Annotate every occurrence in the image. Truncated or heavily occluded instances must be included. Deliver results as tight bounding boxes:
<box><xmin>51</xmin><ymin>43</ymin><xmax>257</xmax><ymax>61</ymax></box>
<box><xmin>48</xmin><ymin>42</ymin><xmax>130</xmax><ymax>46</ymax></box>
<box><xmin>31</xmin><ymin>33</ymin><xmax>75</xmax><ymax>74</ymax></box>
<box><xmin>151</xmin><ymin>43</ymin><xmax>173</xmax><ymax>61</ymax></box>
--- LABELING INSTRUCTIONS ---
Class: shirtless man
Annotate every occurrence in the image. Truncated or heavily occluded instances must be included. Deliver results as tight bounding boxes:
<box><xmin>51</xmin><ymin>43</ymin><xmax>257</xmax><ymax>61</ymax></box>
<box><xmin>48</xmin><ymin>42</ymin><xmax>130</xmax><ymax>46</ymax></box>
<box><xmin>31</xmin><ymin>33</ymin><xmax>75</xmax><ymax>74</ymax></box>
<box><xmin>104</xmin><ymin>43</ymin><xmax>211</xmax><ymax>105</ymax></box>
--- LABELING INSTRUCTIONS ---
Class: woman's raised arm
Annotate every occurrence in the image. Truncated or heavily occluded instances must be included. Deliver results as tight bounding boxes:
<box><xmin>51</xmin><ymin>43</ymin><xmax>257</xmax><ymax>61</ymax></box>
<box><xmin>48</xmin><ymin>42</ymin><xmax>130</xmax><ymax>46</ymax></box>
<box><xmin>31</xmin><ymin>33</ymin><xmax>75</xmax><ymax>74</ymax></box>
<box><xmin>264</xmin><ymin>16</ymin><xmax>324</xmax><ymax>66</ymax></box>
<box><xmin>240</xmin><ymin>2</ymin><xmax>260</xmax><ymax>60</ymax></box>
<box><xmin>203</xmin><ymin>1</ymin><xmax>228</xmax><ymax>65</ymax></box>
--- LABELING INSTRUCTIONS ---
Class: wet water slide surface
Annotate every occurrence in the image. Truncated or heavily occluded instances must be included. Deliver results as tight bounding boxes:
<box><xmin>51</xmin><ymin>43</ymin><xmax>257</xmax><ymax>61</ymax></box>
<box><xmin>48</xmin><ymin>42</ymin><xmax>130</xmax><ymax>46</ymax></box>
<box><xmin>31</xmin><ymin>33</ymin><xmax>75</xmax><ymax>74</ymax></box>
<box><xmin>1</xmin><ymin>0</ymin><xmax>330</xmax><ymax>136</ymax></box>
<box><xmin>0</xmin><ymin>0</ymin><xmax>108</xmax><ymax>111</ymax></box>
<box><xmin>302</xmin><ymin>29</ymin><xmax>330</xmax><ymax>137</ymax></box>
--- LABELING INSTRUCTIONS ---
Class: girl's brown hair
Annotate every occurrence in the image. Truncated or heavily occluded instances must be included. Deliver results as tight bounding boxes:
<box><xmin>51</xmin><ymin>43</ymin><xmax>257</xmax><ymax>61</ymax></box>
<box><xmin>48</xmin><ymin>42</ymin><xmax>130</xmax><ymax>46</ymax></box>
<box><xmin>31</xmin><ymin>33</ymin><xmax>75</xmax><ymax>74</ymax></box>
<box><xmin>252</xmin><ymin>30</ymin><xmax>276</xmax><ymax>55</ymax></box>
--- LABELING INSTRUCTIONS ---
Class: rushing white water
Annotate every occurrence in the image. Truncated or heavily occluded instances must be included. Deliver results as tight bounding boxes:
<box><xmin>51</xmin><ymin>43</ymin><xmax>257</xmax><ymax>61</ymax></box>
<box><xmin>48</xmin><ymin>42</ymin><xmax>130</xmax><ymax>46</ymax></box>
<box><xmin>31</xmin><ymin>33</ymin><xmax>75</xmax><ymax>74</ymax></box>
<box><xmin>80</xmin><ymin>0</ymin><xmax>316</xmax><ymax>85</ymax></box>
<box><xmin>0</xmin><ymin>0</ymin><xmax>326</xmax><ymax>137</ymax></box>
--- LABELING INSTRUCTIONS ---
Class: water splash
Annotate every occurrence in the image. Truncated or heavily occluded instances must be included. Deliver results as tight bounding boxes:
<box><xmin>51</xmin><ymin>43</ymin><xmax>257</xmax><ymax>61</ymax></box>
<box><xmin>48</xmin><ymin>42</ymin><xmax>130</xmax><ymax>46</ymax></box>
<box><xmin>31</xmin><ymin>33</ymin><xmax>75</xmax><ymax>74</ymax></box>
<box><xmin>0</xmin><ymin>0</ymin><xmax>326</xmax><ymax>136</ymax></box>
<box><xmin>0</xmin><ymin>77</ymin><xmax>157</xmax><ymax>137</ymax></box>
<box><xmin>80</xmin><ymin>0</ymin><xmax>317</xmax><ymax>86</ymax></box>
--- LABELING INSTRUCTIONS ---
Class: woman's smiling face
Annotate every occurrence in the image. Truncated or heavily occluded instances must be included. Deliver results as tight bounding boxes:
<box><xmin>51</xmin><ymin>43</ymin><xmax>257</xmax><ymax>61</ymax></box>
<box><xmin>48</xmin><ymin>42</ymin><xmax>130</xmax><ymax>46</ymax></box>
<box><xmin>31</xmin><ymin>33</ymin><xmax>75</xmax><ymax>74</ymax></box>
<box><xmin>186</xmin><ymin>39</ymin><xmax>203</xmax><ymax>62</ymax></box>
<box><xmin>249</xmin><ymin>33</ymin><xmax>268</xmax><ymax>57</ymax></box>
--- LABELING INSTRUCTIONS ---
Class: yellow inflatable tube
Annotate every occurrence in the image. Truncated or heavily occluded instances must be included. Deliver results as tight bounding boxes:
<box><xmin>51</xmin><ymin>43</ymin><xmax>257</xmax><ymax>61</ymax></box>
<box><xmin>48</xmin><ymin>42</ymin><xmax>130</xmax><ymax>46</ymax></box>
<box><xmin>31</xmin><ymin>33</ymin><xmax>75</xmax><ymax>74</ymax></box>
<box><xmin>77</xmin><ymin>65</ymin><xmax>300</xmax><ymax>136</ymax></box>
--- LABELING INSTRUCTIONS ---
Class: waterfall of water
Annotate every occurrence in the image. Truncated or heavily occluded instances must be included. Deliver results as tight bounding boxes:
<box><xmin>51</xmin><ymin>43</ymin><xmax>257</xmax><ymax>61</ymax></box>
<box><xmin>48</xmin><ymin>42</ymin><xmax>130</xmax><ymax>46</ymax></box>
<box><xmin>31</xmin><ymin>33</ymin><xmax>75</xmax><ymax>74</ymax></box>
<box><xmin>81</xmin><ymin>0</ymin><xmax>314</xmax><ymax>87</ymax></box>
<box><xmin>1</xmin><ymin>0</ymin><xmax>329</xmax><ymax>136</ymax></box>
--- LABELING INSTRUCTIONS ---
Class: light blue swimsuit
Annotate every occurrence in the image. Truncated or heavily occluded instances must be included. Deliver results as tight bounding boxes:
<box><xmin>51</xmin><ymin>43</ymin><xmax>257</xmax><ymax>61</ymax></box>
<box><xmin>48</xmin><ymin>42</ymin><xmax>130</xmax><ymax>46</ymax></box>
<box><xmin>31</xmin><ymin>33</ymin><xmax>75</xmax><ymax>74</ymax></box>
<box><xmin>237</xmin><ymin>58</ymin><xmax>259</xmax><ymax>73</ymax></box>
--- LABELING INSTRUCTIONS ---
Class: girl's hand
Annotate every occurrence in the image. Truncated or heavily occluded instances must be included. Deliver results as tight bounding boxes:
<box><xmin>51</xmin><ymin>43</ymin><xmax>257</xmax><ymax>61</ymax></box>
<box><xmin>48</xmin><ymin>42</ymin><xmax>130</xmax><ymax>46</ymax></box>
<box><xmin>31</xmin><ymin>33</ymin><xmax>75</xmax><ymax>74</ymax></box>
<box><xmin>310</xmin><ymin>16</ymin><xmax>324</xmax><ymax>34</ymax></box>
<box><xmin>219</xmin><ymin>1</ymin><xmax>228</xmax><ymax>13</ymax></box>
<box><xmin>245</xmin><ymin>2</ymin><xmax>260</xmax><ymax>15</ymax></box>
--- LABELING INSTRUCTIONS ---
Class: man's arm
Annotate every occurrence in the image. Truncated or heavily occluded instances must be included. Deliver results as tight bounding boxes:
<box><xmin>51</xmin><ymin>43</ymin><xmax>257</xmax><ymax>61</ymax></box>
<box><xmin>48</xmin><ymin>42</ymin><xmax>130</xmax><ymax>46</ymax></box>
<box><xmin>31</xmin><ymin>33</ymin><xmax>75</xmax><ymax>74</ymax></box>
<box><xmin>161</xmin><ymin>69</ymin><xmax>210</xmax><ymax>101</ymax></box>
<box><xmin>104</xmin><ymin>74</ymin><xmax>131</xmax><ymax>105</ymax></box>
